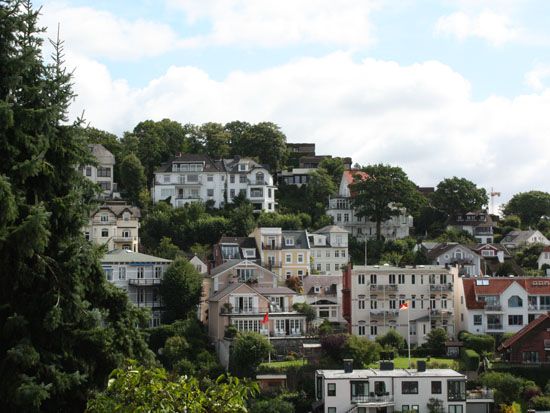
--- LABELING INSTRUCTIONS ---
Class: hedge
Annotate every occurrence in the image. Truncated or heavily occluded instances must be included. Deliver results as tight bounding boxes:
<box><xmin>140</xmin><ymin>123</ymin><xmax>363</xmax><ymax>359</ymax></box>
<box><xmin>462</xmin><ymin>333</ymin><xmax>495</xmax><ymax>354</ymax></box>
<box><xmin>461</xmin><ymin>348</ymin><xmax>480</xmax><ymax>371</ymax></box>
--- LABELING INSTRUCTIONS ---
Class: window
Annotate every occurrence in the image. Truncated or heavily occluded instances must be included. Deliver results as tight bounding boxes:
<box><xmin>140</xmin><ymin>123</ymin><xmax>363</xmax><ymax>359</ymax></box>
<box><xmin>327</xmin><ymin>383</ymin><xmax>336</xmax><ymax>397</ymax></box>
<box><xmin>411</xmin><ymin>406</ymin><xmax>419</xmax><ymax>412</ymax></box>
<box><xmin>335</xmin><ymin>250</ymin><xmax>340</xmax><ymax>258</ymax></box>
<box><xmin>187</xmin><ymin>174</ymin><xmax>199</xmax><ymax>183</ymax></box>
<box><xmin>285</xmin><ymin>237</ymin><xmax>294</xmax><ymax>246</ymax></box>
<box><xmin>230</xmin><ymin>175</ymin><xmax>235</xmax><ymax>183</ymax></box>
<box><xmin>344</xmin><ymin>213</ymin><xmax>349</xmax><ymax>222</ymax></box>
<box><xmin>473</xmin><ymin>315</ymin><xmax>482</xmax><ymax>325</ymax></box>
<box><xmin>285</xmin><ymin>254</ymin><xmax>292</xmax><ymax>263</ymax></box>
<box><xmin>326</xmin><ymin>264</ymin><xmax>331</xmax><ymax>271</ymax></box>
<box><xmin>448</xmin><ymin>406</ymin><xmax>463</xmax><ymax>413</ymax></box>
<box><xmin>84</xmin><ymin>231</ymin><xmax>90</xmax><ymax>241</ymax></box>
<box><xmin>398</xmin><ymin>274</ymin><xmax>405</xmax><ymax>284</ymax></box>
<box><xmin>230</xmin><ymin>189</ymin><xmax>235</xmax><ymax>198</ymax></box>
<box><xmin>328</xmin><ymin>408</ymin><xmax>336</xmax><ymax>413</ymax></box>
<box><xmin>432</xmin><ymin>381</ymin><xmax>442</xmax><ymax>394</ymax></box>
<box><xmin>97</xmin><ymin>166</ymin><xmax>111</xmax><ymax>177</ymax></box>
<box><xmin>370</xmin><ymin>325</ymin><xmax>377</xmax><ymax>335</ymax></box>
<box><xmin>389</xmin><ymin>274</ymin><xmax>396</xmax><ymax>284</ymax></box>
<box><xmin>163</xmin><ymin>174</ymin><xmax>170</xmax><ymax>183</ymax></box>
<box><xmin>402</xmin><ymin>406</ymin><xmax>410</xmax><ymax>412</ymax></box>
<box><xmin>447</xmin><ymin>380</ymin><xmax>466</xmax><ymax>401</ymax></box>
<box><xmin>101</xmin><ymin>229</ymin><xmax>109</xmax><ymax>237</ymax></box>
<box><xmin>351</xmin><ymin>381</ymin><xmax>368</xmax><ymax>399</ymax></box>
<box><xmin>85</xmin><ymin>166</ymin><xmax>92</xmax><ymax>176</ymax></box>
<box><xmin>402</xmin><ymin>381</ymin><xmax>418</xmax><ymax>394</ymax></box>
<box><xmin>389</xmin><ymin>300</ymin><xmax>396</xmax><ymax>309</ymax></box>
<box><xmin>326</xmin><ymin>250</ymin><xmax>331</xmax><ymax>257</ymax></box>
<box><xmin>411</xmin><ymin>295</ymin><xmax>416</xmax><ymax>309</ymax></box>
<box><xmin>99</xmin><ymin>181</ymin><xmax>111</xmax><ymax>191</ymax></box>
<box><xmin>154</xmin><ymin>267</ymin><xmax>162</xmax><ymax>278</ymax></box>
<box><xmin>239</xmin><ymin>175</ymin><xmax>247</xmax><ymax>183</ymax></box>
<box><xmin>122</xmin><ymin>230</ymin><xmax>130</xmax><ymax>238</ymax></box>
<box><xmin>207</xmin><ymin>189</ymin><xmax>214</xmax><ymax>197</ymax></box>
<box><xmin>411</xmin><ymin>274</ymin><xmax>415</xmax><ymax>284</ymax></box>
<box><xmin>508</xmin><ymin>315</ymin><xmax>523</xmax><ymax>325</ymax></box>
<box><xmin>371</xmin><ymin>300</ymin><xmax>377</xmax><ymax>309</ymax></box>
<box><xmin>118</xmin><ymin>267</ymin><xmax>126</xmax><ymax>280</ymax></box>
<box><xmin>358</xmin><ymin>297</ymin><xmax>365</xmax><ymax>309</ymax></box>
<box><xmin>358</xmin><ymin>274</ymin><xmax>365</xmax><ymax>285</ymax></box>
<box><xmin>358</xmin><ymin>325</ymin><xmax>366</xmax><ymax>335</ymax></box>
<box><xmin>370</xmin><ymin>274</ymin><xmax>377</xmax><ymax>284</ymax></box>
<box><xmin>100</xmin><ymin>214</ymin><xmax>109</xmax><ymax>222</ymax></box>
<box><xmin>374</xmin><ymin>381</ymin><xmax>386</xmax><ymax>395</ymax></box>
<box><xmin>104</xmin><ymin>268</ymin><xmax>113</xmax><ymax>281</ymax></box>
<box><xmin>522</xmin><ymin>351</ymin><xmax>540</xmax><ymax>363</ymax></box>
<box><xmin>207</xmin><ymin>175</ymin><xmax>213</xmax><ymax>182</ymax></box>
<box><xmin>297</xmin><ymin>254</ymin><xmax>304</xmax><ymax>264</ymax></box>
<box><xmin>508</xmin><ymin>295</ymin><xmax>523</xmax><ymax>308</ymax></box>
<box><xmin>316</xmin><ymin>376</ymin><xmax>323</xmax><ymax>399</ymax></box>
<box><xmin>137</xmin><ymin>267</ymin><xmax>144</xmax><ymax>279</ymax></box>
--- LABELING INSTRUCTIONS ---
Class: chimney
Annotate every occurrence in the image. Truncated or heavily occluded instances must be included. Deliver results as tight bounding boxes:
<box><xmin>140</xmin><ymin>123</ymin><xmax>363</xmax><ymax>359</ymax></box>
<box><xmin>445</xmin><ymin>263</ymin><xmax>450</xmax><ymax>270</ymax></box>
<box><xmin>343</xmin><ymin>359</ymin><xmax>353</xmax><ymax>373</ymax></box>
<box><xmin>417</xmin><ymin>360</ymin><xmax>426</xmax><ymax>372</ymax></box>
<box><xmin>380</xmin><ymin>361</ymin><xmax>394</xmax><ymax>371</ymax></box>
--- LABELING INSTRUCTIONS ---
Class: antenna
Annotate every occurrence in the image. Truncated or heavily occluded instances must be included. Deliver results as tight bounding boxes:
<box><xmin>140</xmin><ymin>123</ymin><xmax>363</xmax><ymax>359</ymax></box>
<box><xmin>490</xmin><ymin>187</ymin><xmax>501</xmax><ymax>215</ymax></box>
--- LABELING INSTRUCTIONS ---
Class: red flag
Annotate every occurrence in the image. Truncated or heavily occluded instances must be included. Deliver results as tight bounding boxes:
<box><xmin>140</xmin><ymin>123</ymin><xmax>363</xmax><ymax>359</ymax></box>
<box><xmin>261</xmin><ymin>312</ymin><xmax>269</xmax><ymax>324</ymax></box>
<box><xmin>399</xmin><ymin>302</ymin><xmax>409</xmax><ymax>310</ymax></box>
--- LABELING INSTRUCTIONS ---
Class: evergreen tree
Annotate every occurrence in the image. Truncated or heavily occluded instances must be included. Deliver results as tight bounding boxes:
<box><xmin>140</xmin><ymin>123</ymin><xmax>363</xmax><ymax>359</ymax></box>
<box><xmin>119</xmin><ymin>153</ymin><xmax>146</xmax><ymax>205</ymax></box>
<box><xmin>0</xmin><ymin>2</ymin><xmax>151</xmax><ymax>411</ymax></box>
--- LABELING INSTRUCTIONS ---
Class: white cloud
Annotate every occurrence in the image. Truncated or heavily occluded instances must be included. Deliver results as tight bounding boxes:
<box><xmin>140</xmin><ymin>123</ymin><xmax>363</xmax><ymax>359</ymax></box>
<box><xmin>40</xmin><ymin>3</ymin><xmax>181</xmax><ymax>60</ymax></box>
<box><xmin>66</xmin><ymin>52</ymin><xmax>550</xmax><ymax>204</ymax></box>
<box><xmin>435</xmin><ymin>10</ymin><xmax>518</xmax><ymax>46</ymax></box>
<box><xmin>168</xmin><ymin>0</ymin><xmax>379</xmax><ymax>48</ymax></box>
<box><xmin>525</xmin><ymin>63</ymin><xmax>550</xmax><ymax>91</ymax></box>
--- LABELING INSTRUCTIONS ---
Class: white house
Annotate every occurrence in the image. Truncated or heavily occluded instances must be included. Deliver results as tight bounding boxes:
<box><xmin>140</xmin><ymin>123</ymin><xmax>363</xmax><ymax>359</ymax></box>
<box><xmin>454</xmin><ymin>276</ymin><xmax>550</xmax><ymax>335</ymax></box>
<box><xmin>84</xmin><ymin>202</ymin><xmax>140</xmax><ymax>252</ymax></box>
<box><xmin>100</xmin><ymin>249</ymin><xmax>172</xmax><ymax>327</ymax></box>
<box><xmin>82</xmin><ymin>144</ymin><xmax>118</xmax><ymax>198</ymax></box>
<box><xmin>314</xmin><ymin>362</ymin><xmax>492</xmax><ymax>413</ymax></box>
<box><xmin>447</xmin><ymin>211</ymin><xmax>495</xmax><ymax>244</ymax></box>
<box><xmin>327</xmin><ymin>170</ymin><xmax>413</xmax><ymax>240</ymax></box>
<box><xmin>426</xmin><ymin>243</ymin><xmax>482</xmax><ymax>276</ymax></box>
<box><xmin>302</xmin><ymin>274</ymin><xmax>345</xmax><ymax>325</ymax></box>
<box><xmin>500</xmin><ymin>230</ymin><xmax>550</xmax><ymax>250</ymax></box>
<box><xmin>538</xmin><ymin>246</ymin><xmax>550</xmax><ymax>270</ymax></box>
<box><xmin>309</xmin><ymin>225</ymin><xmax>349</xmax><ymax>274</ymax></box>
<box><xmin>152</xmin><ymin>154</ymin><xmax>276</xmax><ymax>212</ymax></box>
<box><xmin>345</xmin><ymin>265</ymin><xmax>458</xmax><ymax>345</ymax></box>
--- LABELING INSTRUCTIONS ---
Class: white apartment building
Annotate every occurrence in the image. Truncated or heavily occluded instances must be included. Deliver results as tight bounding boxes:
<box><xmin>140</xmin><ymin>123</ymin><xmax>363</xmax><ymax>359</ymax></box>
<box><xmin>315</xmin><ymin>362</ymin><xmax>491</xmax><ymax>413</ymax></box>
<box><xmin>100</xmin><ymin>249</ymin><xmax>172</xmax><ymax>327</ymax></box>
<box><xmin>454</xmin><ymin>276</ymin><xmax>550</xmax><ymax>335</ymax></box>
<box><xmin>152</xmin><ymin>154</ymin><xmax>276</xmax><ymax>212</ymax></box>
<box><xmin>346</xmin><ymin>265</ymin><xmax>458</xmax><ymax>345</ymax></box>
<box><xmin>82</xmin><ymin>144</ymin><xmax>117</xmax><ymax>198</ymax></box>
<box><xmin>327</xmin><ymin>171</ymin><xmax>413</xmax><ymax>240</ymax></box>
<box><xmin>84</xmin><ymin>202</ymin><xmax>140</xmax><ymax>252</ymax></box>
<box><xmin>309</xmin><ymin>225</ymin><xmax>349</xmax><ymax>274</ymax></box>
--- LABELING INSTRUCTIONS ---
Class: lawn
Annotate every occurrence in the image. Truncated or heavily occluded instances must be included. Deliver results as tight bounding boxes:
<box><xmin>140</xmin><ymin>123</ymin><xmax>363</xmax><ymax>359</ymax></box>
<box><xmin>259</xmin><ymin>359</ymin><xmax>307</xmax><ymax>369</ymax></box>
<box><xmin>368</xmin><ymin>356</ymin><xmax>457</xmax><ymax>369</ymax></box>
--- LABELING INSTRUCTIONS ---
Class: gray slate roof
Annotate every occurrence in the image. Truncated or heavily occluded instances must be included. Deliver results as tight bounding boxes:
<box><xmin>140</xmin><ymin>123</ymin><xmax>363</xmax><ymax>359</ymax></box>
<box><xmin>101</xmin><ymin>249</ymin><xmax>171</xmax><ymax>264</ymax></box>
<box><xmin>88</xmin><ymin>144</ymin><xmax>115</xmax><ymax>164</ymax></box>
<box><xmin>282</xmin><ymin>230</ymin><xmax>310</xmax><ymax>249</ymax></box>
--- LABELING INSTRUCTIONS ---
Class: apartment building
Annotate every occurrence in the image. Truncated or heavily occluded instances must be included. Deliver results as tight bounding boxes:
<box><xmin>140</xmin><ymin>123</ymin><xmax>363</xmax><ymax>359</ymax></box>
<box><xmin>309</xmin><ymin>225</ymin><xmax>349</xmax><ymax>274</ymax></box>
<box><xmin>152</xmin><ymin>154</ymin><xmax>276</xmax><ymax>212</ymax></box>
<box><xmin>250</xmin><ymin>227</ymin><xmax>311</xmax><ymax>279</ymax></box>
<box><xmin>454</xmin><ymin>276</ymin><xmax>550</xmax><ymax>335</ymax></box>
<box><xmin>81</xmin><ymin>144</ymin><xmax>117</xmax><ymax>198</ymax></box>
<box><xmin>100</xmin><ymin>249</ymin><xmax>172</xmax><ymax>327</ymax></box>
<box><xmin>343</xmin><ymin>265</ymin><xmax>458</xmax><ymax>345</ymax></box>
<box><xmin>327</xmin><ymin>170</ymin><xmax>413</xmax><ymax>240</ymax></box>
<box><xmin>84</xmin><ymin>202</ymin><xmax>140</xmax><ymax>252</ymax></box>
<box><xmin>314</xmin><ymin>361</ymin><xmax>492</xmax><ymax>413</ymax></box>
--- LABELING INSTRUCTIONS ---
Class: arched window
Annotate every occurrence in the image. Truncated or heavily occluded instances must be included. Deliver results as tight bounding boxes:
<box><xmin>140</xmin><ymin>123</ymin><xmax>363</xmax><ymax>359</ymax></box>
<box><xmin>256</xmin><ymin>172</ymin><xmax>264</xmax><ymax>184</ymax></box>
<box><xmin>508</xmin><ymin>295</ymin><xmax>523</xmax><ymax>308</ymax></box>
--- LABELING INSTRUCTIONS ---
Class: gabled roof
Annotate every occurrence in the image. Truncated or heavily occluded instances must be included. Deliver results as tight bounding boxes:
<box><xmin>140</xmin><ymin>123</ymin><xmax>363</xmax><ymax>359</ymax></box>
<box><xmin>501</xmin><ymin>230</ymin><xmax>549</xmax><ymax>245</ymax></box>
<box><xmin>209</xmin><ymin>282</ymin><xmax>251</xmax><ymax>302</ymax></box>
<box><xmin>426</xmin><ymin>243</ymin><xmax>479</xmax><ymax>261</ymax></box>
<box><xmin>448</xmin><ymin>211</ymin><xmax>494</xmax><ymax>228</ymax></box>
<box><xmin>343</xmin><ymin>169</ymin><xmax>368</xmax><ymax>185</ymax></box>
<box><xmin>313</xmin><ymin>225</ymin><xmax>349</xmax><ymax>234</ymax></box>
<box><xmin>88</xmin><ymin>144</ymin><xmax>115</xmax><ymax>164</ymax></box>
<box><xmin>252</xmin><ymin>286</ymin><xmax>296</xmax><ymax>296</ymax></box>
<box><xmin>92</xmin><ymin>203</ymin><xmax>141</xmax><ymax>218</ymax></box>
<box><xmin>155</xmin><ymin>154</ymin><xmax>223</xmax><ymax>173</ymax></box>
<box><xmin>209</xmin><ymin>259</ymin><xmax>258</xmax><ymax>277</ymax></box>
<box><xmin>498</xmin><ymin>313</ymin><xmax>550</xmax><ymax>351</ymax></box>
<box><xmin>101</xmin><ymin>249</ymin><xmax>171</xmax><ymax>264</ymax></box>
<box><xmin>218</xmin><ymin>236</ymin><xmax>258</xmax><ymax>250</ymax></box>
<box><xmin>222</xmin><ymin>157</ymin><xmax>270</xmax><ymax>173</ymax></box>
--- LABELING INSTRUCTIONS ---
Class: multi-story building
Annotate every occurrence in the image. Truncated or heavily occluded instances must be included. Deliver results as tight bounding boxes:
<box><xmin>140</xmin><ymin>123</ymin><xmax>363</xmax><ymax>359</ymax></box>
<box><xmin>314</xmin><ymin>361</ymin><xmax>492</xmax><ymax>413</ymax></box>
<box><xmin>447</xmin><ymin>211</ymin><xmax>495</xmax><ymax>244</ymax></box>
<box><xmin>454</xmin><ymin>276</ymin><xmax>550</xmax><ymax>335</ymax></box>
<box><xmin>309</xmin><ymin>225</ymin><xmax>349</xmax><ymax>274</ymax></box>
<box><xmin>426</xmin><ymin>243</ymin><xmax>482</xmax><ymax>277</ymax></box>
<box><xmin>206</xmin><ymin>259</ymin><xmax>307</xmax><ymax>344</ymax></box>
<box><xmin>81</xmin><ymin>144</ymin><xmax>117</xmax><ymax>198</ymax></box>
<box><xmin>212</xmin><ymin>236</ymin><xmax>260</xmax><ymax>267</ymax></box>
<box><xmin>327</xmin><ymin>170</ymin><xmax>413</xmax><ymax>240</ymax></box>
<box><xmin>152</xmin><ymin>154</ymin><xmax>276</xmax><ymax>212</ymax></box>
<box><xmin>100</xmin><ymin>249</ymin><xmax>172</xmax><ymax>327</ymax></box>
<box><xmin>84</xmin><ymin>201</ymin><xmax>140</xmax><ymax>252</ymax></box>
<box><xmin>344</xmin><ymin>265</ymin><xmax>457</xmax><ymax>345</ymax></box>
<box><xmin>303</xmin><ymin>274</ymin><xmax>345</xmax><ymax>325</ymax></box>
<box><xmin>251</xmin><ymin>227</ymin><xmax>311</xmax><ymax>279</ymax></box>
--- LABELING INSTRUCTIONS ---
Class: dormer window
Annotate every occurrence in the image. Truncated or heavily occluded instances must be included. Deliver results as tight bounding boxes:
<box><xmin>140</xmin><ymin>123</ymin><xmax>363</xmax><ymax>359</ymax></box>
<box><xmin>314</xmin><ymin>286</ymin><xmax>321</xmax><ymax>294</ymax></box>
<box><xmin>238</xmin><ymin>163</ymin><xmax>248</xmax><ymax>172</ymax></box>
<box><xmin>256</xmin><ymin>172</ymin><xmax>264</xmax><ymax>184</ymax></box>
<box><xmin>285</xmin><ymin>237</ymin><xmax>294</xmax><ymax>246</ymax></box>
<box><xmin>122</xmin><ymin>212</ymin><xmax>130</xmax><ymax>221</ymax></box>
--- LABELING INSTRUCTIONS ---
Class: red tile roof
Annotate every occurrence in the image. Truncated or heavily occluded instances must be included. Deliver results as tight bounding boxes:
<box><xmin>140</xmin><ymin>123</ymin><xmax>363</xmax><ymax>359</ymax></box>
<box><xmin>498</xmin><ymin>313</ymin><xmax>550</xmax><ymax>351</ymax></box>
<box><xmin>344</xmin><ymin>169</ymin><xmax>369</xmax><ymax>185</ymax></box>
<box><xmin>462</xmin><ymin>277</ymin><xmax>550</xmax><ymax>309</ymax></box>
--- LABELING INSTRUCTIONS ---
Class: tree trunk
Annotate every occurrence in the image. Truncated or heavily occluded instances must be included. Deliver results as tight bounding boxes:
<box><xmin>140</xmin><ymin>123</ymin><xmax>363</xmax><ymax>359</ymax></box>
<box><xmin>376</xmin><ymin>219</ymin><xmax>382</xmax><ymax>241</ymax></box>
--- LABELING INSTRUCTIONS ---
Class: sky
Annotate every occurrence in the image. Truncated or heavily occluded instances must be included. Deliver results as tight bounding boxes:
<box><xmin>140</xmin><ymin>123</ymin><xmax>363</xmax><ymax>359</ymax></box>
<box><xmin>36</xmin><ymin>0</ymin><xmax>550</xmax><ymax>210</ymax></box>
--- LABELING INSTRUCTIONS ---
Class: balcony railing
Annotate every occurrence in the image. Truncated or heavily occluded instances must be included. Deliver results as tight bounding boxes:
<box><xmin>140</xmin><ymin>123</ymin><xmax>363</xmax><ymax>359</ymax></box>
<box><xmin>262</xmin><ymin>243</ymin><xmax>281</xmax><ymax>250</ymax></box>
<box><xmin>369</xmin><ymin>284</ymin><xmax>398</xmax><ymax>292</ymax></box>
<box><xmin>528</xmin><ymin>304</ymin><xmax>550</xmax><ymax>311</ymax></box>
<box><xmin>430</xmin><ymin>284</ymin><xmax>453</xmax><ymax>292</ymax></box>
<box><xmin>248</xmin><ymin>179</ymin><xmax>269</xmax><ymax>186</ymax></box>
<box><xmin>487</xmin><ymin>323</ymin><xmax>503</xmax><ymax>330</ymax></box>
<box><xmin>484</xmin><ymin>303</ymin><xmax>502</xmax><ymax>311</ymax></box>
<box><xmin>370</xmin><ymin>310</ymin><xmax>399</xmax><ymax>318</ymax></box>
<box><xmin>128</xmin><ymin>278</ymin><xmax>161</xmax><ymax>286</ymax></box>
<box><xmin>467</xmin><ymin>389</ymin><xmax>494</xmax><ymax>400</ymax></box>
<box><xmin>430</xmin><ymin>309</ymin><xmax>452</xmax><ymax>317</ymax></box>
<box><xmin>113</xmin><ymin>236</ymin><xmax>136</xmax><ymax>243</ymax></box>
<box><xmin>220</xmin><ymin>307</ymin><xmax>295</xmax><ymax>315</ymax></box>
<box><xmin>352</xmin><ymin>395</ymin><xmax>394</xmax><ymax>404</ymax></box>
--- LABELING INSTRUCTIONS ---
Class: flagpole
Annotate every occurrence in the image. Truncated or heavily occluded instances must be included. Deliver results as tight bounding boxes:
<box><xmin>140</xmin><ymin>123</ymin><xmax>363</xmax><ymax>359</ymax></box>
<box><xmin>268</xmin><ymin>317</ymin><xmax>271</xmax><ymax>363</ymax></box>
<box><xmin>407</xmin><ymin>301</ymin><xmax>411</xmax><ymax>369</ymax></box>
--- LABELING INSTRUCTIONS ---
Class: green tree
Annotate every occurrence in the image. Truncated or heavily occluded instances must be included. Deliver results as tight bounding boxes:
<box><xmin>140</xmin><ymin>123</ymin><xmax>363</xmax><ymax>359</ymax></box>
<box><xmin>306</xmin><ymin>168</ymin><xmax>337</xmax><ymax>222</ymax></box>
<box><xmin>249</xmin><ymin>398</ymin><xmax>295</xmax><ymax>413</ymax></box>
<box><xmin>292</xmin><ymin>302</ymin><xmax>316</xmax><ymax>329</ymax></box>
<box><xmin>230</xmin><ymin>332</ymin><xmax>273</xmax><ymax>378</ymax></box>
<box><xmin>119</xmin><ymin>153</ymin><xmax>146</xmax><ymax>205</ymax></box>
<box><xmin>480</xmin><ymin>372</ymin><xmax>524</xmax><ymax>405</ymax></box>
<box><xmin>154</xmin><ymin>236</ymin><xmax>183</xmax><ymax>260</ymax></box>
<box><xmin>376</xmin><ymin>329</ymin><xmax>406</xmax><ymax>351</ymax></box>
<box><xmin>162</xmin><ymin>336</ymin><xmax>190</xmax><ymax>370</ymax></box>
<box><xmin>351</xmin><ymin>164</ymin><xmax>422</xmax><ymax>241</ymax></box>
<box><xmin>200</xmin><ymin>122</ymin><xmax>231</xmax><ymax>158</ymax></box>
<box><xmin>425</xmin><ymin>328</ymin><xmax>448</xmax><ymax>356</ymax></box>
<box><xmin>343</xmin><ymin>335</ymin><xmax>381</xmax><ymax>368</ymax></box>
<box><xmin>503</xmin><ymin>191</ymin><xmax>550</xmax><ymax>227</ymax></box>
<box><xmin>318</xmin><ymin>157</ymin><xmax>345</xmax><ymax>187</ymax></box>
<box><xmin>247</xmin><ymin>122</ymin><xmax>288</xmax><ymax>172</ymax></box>
<box><xmin>87</xmin><ymin>363</ymin><xmax>258</xmax><ymax>413</ymax></box>
<box><xmin>0</xmin><ymin>3</ymin><xmax>151</xmax><ymax>410</ymax></box>
<box><xmin>160</xmin><ymin>257</ymin><xmax>202</xmax><ymax>323</ymax></box>
<box><xmin>432</xmin><ymin>177</ymin><xmax>488</xmax><ymax>217</ymax></box>
<box><xmin>227</xmin><ymin>201</ymin><xmax>257</xmax><ymax>236</ymax></box>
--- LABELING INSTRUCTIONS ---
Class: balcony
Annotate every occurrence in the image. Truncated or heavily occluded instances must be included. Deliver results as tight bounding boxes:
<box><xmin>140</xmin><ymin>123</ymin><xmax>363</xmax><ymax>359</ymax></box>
<box><xmin>220</xmin><ymin>306</ymin><xmax>295</xmax><ymax>315</ymax></box>
<box><xmin>249</xmin><ymin>191</ymin><xmax>265</xmax><ymax>199</ymax></box>
<box><xmin>262</xmin><ymin>242</ymin><xmax>282</xmax><ymax>250</ymax></box>
<box><xmin>430</xmin><ymin>309</ymin><xmax>452</xmax><ymax>317</ymax></box>
<box><xmin>113</xmin><ymin>236</ymin><xmax>136</xmax><ymax>243</ymax></box>
<box><xmin>352</xmin><ymin>395</ymin><xmax>394</xmax><ymax>406</ymax></box>
<box><xmin>484</xmin><ymin>303</ymin><xmax>502</xmax><ymax>311</ymax></box>
<box><xmin>487</xmin><ymin>322</ymin><xmax>503</xmax><ymax>331</ymax></box>
<box><xmin>529</xmin><ymin>304</ymin><xmax>550</xmax><ymax>311</ymax></box>
<box><xmin>430</xmin><ymin>284</ymin><xmax>453</xmax><ymax>292</ymax></box>
<box><xmin>128</xmin><ymin>278</ymin><xmax>161</xmax><ymax>286</ymax></box>
<box><xmin>370</xmin><ymin>310</ymin><xmax>399</xmax><ymax>318</ymax></box>
<box><xmin>369</xmin><ymin>284</ymin><xmax>398</xmax><ymax>292</ymax></box>
<box><xmin>467</xmin><ymin>389</ymin><xmax>494</xmax><ymax>401</ymax></box>
<box><xmin>248</xmin><ymin>179</ymin><xmax>269</xmax><ymax>186</ymax></box>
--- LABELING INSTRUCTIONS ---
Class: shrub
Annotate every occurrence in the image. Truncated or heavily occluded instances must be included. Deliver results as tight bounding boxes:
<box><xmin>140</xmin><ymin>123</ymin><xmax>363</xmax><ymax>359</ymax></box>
<box><xmin>462</xmin><ymin>333</ymin><xmax>495</xmax><ymax>355</ymax></box>
<box><xmin>480</xmin><ymin>372</ymin><xmax>524</xmax><ymax>405</ymax></box>
<box><xmin>461</xmin><ymin>348</ymin><xmax>480</xmax><ymax>371</ymax></box>
<box><xmin>532</xmin><ymin>395</ymin><xmax>550</xmax><ymax>410</ymax></box>
<box><xmin>376</xmin><ymin>329</ymin><xmax>406</xmax><ymax>351</ymax></box>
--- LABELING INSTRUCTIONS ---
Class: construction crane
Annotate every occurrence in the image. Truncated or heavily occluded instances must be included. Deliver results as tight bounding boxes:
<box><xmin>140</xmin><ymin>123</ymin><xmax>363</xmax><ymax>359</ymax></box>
<box><xmin>490</xmin><ymin>187</ymin><xmax>501</xmax><ymax>215</ymax></box>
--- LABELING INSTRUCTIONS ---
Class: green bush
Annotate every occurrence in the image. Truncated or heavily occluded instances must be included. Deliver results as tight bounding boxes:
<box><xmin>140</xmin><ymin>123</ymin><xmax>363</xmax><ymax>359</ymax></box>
<box><xmin>532</xmin><ymin>395</ymin><xmax>550</xmax><ymax>410</ymax></box>
<box><xmin>462</xmin><ymin>333</ymin><xmax>495</xmax><ymax>354</ymax></box>
<box><xmin>461</xmin><ymin>348</ymin><xmax>480</xmax><ymax>371</ymax></box>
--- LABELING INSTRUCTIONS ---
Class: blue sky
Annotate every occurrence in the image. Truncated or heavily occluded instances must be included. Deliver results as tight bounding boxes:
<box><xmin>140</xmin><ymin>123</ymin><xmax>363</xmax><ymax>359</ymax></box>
<box><xmin>37</xmin><ymin>0</ymin><xmax>550</xmax><ymax>206</ymax></box>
